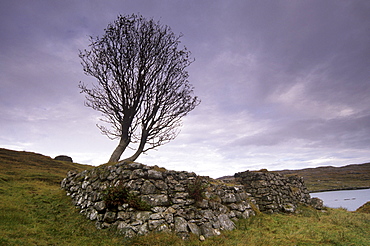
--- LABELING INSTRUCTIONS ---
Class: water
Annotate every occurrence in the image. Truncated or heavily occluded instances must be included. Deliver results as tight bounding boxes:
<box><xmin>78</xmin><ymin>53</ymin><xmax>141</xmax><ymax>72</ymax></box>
<box><xmin>310</xmin><ymin>188</ymin><xmax>370</xmax><ymax>211</ymax></box>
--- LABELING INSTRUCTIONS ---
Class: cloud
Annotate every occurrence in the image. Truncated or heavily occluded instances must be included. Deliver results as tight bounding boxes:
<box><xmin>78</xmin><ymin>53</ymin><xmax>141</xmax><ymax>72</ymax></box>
<box><xmin>1</xmin><ymin>0</ymin><xmax>369</xmax><ymax>178</ymax></box>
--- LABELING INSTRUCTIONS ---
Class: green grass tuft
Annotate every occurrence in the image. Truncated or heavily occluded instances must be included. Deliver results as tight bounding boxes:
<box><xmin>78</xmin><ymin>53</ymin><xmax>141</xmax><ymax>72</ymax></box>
<box><xmin>356</xmin><ymin>201</ymin><xmax>370</xmax><ymax>214</ymax></box>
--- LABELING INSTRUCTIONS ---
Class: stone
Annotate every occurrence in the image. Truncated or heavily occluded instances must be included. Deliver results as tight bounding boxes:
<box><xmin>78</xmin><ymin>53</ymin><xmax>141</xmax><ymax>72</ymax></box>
<box><xmin>218</xmin><ymin>213</ymin><xmax>235</xmax><ymax>230</ymax></box>
<box><xmin>148</xmin><ymin>219</ymin><xmax>166</xmax><ymax>231</ymax></box>
<box><xmin>174</xmin><ymin>183</ymin><xmax>186</xmax><ymax>191</ymax></box>
<box><xmin>121</xmin><ymin>170</ymin><xmax>132</xmax><ymax>179</ymax></box>
<box><xmin>140</xmin><ymin>180</ymin><xmax>156</xmax><ymax>194</ymax></box>
<box><xmin>200</xmin><ymin>222</ymin><xmax>217</xmax><ymax>238</ymax></box>
<box><xmin>103</xmin><ymin>211</ymin><xmax>117</xmax><ymax>223</ymax></box>
<box><xmin>200</xmin><ymin>210</ymin><xmax>214</xmax><ymax>220</ymax></box>
<box><xmin>164</xmin><ymin>212</ymin><xmax>174</xmax><ymax>224</ymax></box>
<box><xmin>151</xmin><ymin>206</ymin><xmax>167</xmax><ymax>213</ymax></box>
<box><xmin>172</xmin><ymin>198</ymin><xmax>186</xmax><ymax>204</ymax></box>
<box><xmin>188</xmin><ymin>222</ymin><xmax>201</xmax><ymax>235</ymax></box>
<box><xmin>66</xmin><ymin>170</ymin><xmax>78</xmax><ymax>177</ymax></box>
<box><xmin>117</xmin><ymin>221</ymin><xmax>129</xmax><ymax>230</ymax></box>
<box><xmin>148</xmin><ymin>169</ymin><xmax>164</xmax><ymax>180</ymax></box>
<box><xmin>310</xmin><ymin>197</ymin><xmax>324</xmax><ymax>210</ymax></box>
<box><xmin>174</xmin><ymin>217</ymin><xmax>188</xmax><ymax>233</ymax></box>
<box><xmin>81</xmin><ymin>181</ymin><xmax>89</xmax><ymax>189</ymax></box>
<box><xmin>156</xmin><ymin>223</ymin><xmax>170</xmax><ymax>232</ymax></box>
<box><xmin>178</xmin><ymin>172</ymin><xmax>188</xmax><ymax>180</ymax></box>
<box><xmin>221</xmin><ymin>193</ymin><xmax>237</xmax><ymax>203</ymax></box>
<box><xmin>174</xmin><ymin>192</ymin><xmax>188</xmax><ymax>199</ymax></box>
<box><xmin>117</xmin><ymin>211</ymin><xmax>132</xmax><ymax>221</ymax></box>
<box><xmin>228</xmin><ymin>210</ymin><xmax>236</xmax><ymax>218</ymax></box>
<box><xmin>117</xmin><ymin>204</ymin><xmax>129</xmax><ymax>210</ymax></box>
<box><xmin>141</xmin><ymin>194</ymin><xmax>170</xmax><ymax>207</ymax></box>
<box><xmin>130</xmin><ymin>169</ymin><xmax>146</xmax><ymax>179</ymax></box>
<box><xmin>245</xmin><ymin>209</ymin><xmax>255</xmax><ymax>218</ymax></box>
<box><xmin>95</xmin><ymin>221</ymin><xmax>110</xmax><ymax>229</ymax></box>
<box><xmin>126</xmin><ymin>179</ymin><xmax>142</xmax><ymax>191</ymax></box>
<box><xmin>60</xmin><ymin>178</ymin><xmax>68</xmax><ymax>188</ymax></box>
<box><xmin>137</xmin><ymin>223</ymin><xmax>149</xmax><ymax>235</ymax></box>
<box><xmin>94</xmin><ymin>201</ymin><xmax>106</xmax><ymax>212</ymax></box>
<box><xmin>127</xmin><ymin>163</ymin><xmax>144</xmax><ymax>170</ymax></box>
<box><xmin>88</xmin><ymin>209</ymin><xmax>98</xmax><ymax>220</ymax></box>
<box><xmin>122</xmin><ymin>228</ymin><xmax>136</xmax><ymax>238</ymax></box>
<box><xmin>150</xmin><ymin>212</ymin><xmax>163</xmax><ymax>220</ymax></box>
<box><xmin>54</xmin><ymin>155</ymin><xmax>73</xmax><ymax>162</ymax></box>
<box><xmin>153</xmin><ymin>180</ymin><xmax>168</xmax><ymax>190</ymax></box>
<box><xmin>132</xmin><ymin>211</ymin><xmax>151</xmax><ymax>222</ymax></box>
<box><xmin>212</xmin><ymin>220</ymin><xmax>221</xmax><ymax>229</ymax></box>
<box><xmin>107</xmin><ymin>172</ymin><xmax>117</xmax><ymax>181</ymax></box>
<box><xmin>235</xmin><ymin>191</ymin><xmax>248</xmax><ymax>201</ymax></box>
<box><xmin>131</xmin><ymin>220</ymin><xmax>143</xmax><ymax>226</ymax></box>
<box><xmin>196</xmin><ymin>199</ymin><xmax>209</xmax><ymax>208</ymax></box>
<box><xmin>282</xmin><ymin>203</ymin><xmax>296</xmax><ymax>213</ymax></box>
<box><xmin>164</xmin><ymin>207</ymin><xmax>176</xmax><ymax>214</ymax></box>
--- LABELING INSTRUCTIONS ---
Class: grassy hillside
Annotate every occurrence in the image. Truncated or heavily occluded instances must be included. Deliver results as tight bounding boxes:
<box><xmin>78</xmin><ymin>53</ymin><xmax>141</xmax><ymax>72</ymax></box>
<box><xmin>0</xmin><ymin>148</ymin><xmax>124</xmax><ymax>245</ymax></box>
<box><xmin>276</xmin><ymin>163</ymin><xmax>370</xmax><ymax>192</ymax></box>
<box><xmin>1</xmin><ymin>148</ymin><xmax>369</xmax><ymax>245</ymax></box>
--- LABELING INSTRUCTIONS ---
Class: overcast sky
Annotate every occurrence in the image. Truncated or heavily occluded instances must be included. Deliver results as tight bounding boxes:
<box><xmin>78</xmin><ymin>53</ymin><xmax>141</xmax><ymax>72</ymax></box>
<box><xmin>1</xmin><ymin>0</ymin><xmax>369</xmax><ymax>178</ymax></box>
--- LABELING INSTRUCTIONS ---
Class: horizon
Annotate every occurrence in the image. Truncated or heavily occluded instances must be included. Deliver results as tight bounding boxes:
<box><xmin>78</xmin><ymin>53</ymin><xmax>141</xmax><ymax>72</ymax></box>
<box><xmin>2</xmin><ymin>147</ymin><xmax>369</xmax><ymax>179</ymax></box>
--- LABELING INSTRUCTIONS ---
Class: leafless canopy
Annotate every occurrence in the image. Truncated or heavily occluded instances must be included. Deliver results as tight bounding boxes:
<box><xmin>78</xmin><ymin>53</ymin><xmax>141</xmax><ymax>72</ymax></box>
<box><xmin>79</xmin><ymin>14</ymin><xmax>200</xmax><ymax>162</ymax></box>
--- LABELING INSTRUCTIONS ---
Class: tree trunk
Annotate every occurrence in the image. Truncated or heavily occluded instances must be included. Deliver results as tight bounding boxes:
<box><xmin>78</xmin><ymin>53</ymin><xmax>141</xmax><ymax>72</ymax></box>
<box><xmin>108</xmin><ymin>137</ymin><xmax>129</xmax><ymax>163</ymax></box>
<box><xmin>124</xmin><ymin>131</ymin><xmax>148</xmax><ymax>162</ymax></box>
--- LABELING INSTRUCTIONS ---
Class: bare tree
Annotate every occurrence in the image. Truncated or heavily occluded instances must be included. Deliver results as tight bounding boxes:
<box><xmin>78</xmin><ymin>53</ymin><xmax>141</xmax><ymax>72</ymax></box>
<box><xmin>79</xmin><ymin>14</ymin><xmax>200</xmax><ymax>163</ymax></box>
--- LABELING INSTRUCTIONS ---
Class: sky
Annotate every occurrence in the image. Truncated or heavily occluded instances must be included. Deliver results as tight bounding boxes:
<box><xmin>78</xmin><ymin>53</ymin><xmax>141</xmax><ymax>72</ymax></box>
<box><xmin>1</xmin><ymin>0</ymin><xmax>369</xmax><ymax>178</ymax></box>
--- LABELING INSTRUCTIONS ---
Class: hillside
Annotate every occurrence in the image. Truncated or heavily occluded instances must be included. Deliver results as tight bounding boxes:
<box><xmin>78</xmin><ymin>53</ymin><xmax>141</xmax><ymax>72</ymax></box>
<box><xmin>0</xmin><ymin>148</ymin><xmax>125</xmax><ymax>245</ymax></box>
<box><xmin>1</xmin><ymin>148</ymin><xmax>369</xmax><ymax>245</ymax></box>
<box><xmin>275</xmin><ymin>163</ymin><xmax>370</xmax><ymax>192</ymax></box>
<box><xmin>0</xmin><ymin>148</ymin><xmax>91</xmax><ymax>185</ymax></box>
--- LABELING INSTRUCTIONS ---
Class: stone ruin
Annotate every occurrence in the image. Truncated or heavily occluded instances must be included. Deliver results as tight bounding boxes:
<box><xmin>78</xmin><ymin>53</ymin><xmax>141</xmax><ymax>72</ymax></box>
<box><xmin>61</xmin><ymin>162</ymin><xmax>257</xmax><ymax>239</ymax></box>
<box><xmin>234</xmin><ymin>170</ymin><xmax>323</xmax><ymax>213</ymax></box>
<box><xmin>61</xmin><ymin>162</ymin><xmax>322</xmax><ymax>239</ymax></box>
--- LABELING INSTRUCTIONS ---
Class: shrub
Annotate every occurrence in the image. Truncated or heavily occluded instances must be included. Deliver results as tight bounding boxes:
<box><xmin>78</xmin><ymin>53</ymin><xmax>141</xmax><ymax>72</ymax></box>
<box><xmin>187</xmin><ymin>176</ymin><xmax>208</xmax><ymax>203</ymax></box>
<box><xmin>103</xmin><ymin>182</ymin><xmax>151</xmax><ymax>211</ymax></box>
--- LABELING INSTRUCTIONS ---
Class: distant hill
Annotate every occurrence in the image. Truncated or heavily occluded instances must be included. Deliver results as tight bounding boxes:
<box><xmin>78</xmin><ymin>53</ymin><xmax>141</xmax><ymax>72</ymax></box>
<box><xmin>275</xmin><ymin>163</ymin><xmax>370</xmax><ymax>192</ymax></box>
<box><xmin>218</xmin><ymin>163</ymin><xmax>370</xmax><ymax>192</ymax></box>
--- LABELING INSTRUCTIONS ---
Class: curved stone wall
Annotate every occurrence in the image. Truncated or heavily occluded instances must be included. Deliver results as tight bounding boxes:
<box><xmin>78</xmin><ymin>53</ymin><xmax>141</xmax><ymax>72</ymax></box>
<box><xmin>234</xmin><ymin>170</ymin><xmax>315</xmax><ymax>213</ymax></box>
<box><xmin>61</xmin><ymin>162</ymin><xmax>257</xmax><ymax>239</ymax></box>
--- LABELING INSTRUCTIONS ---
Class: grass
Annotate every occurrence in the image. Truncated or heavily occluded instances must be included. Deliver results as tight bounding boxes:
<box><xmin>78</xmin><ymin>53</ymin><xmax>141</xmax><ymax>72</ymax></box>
<box><xmin>0</xmin><ymin>148</ymin><xmax>125</xmax><ymax>245</ymax></box>
<box><xmin>128</xmin><ymin>206</ymin><xmax>370</xmax><ymax>246</ymax></box>
<box><xmin>356</xmin><ymin>202</ymin><xmax>370</xmax><ymax>214</ymax></box>
<box><xmin>1</xmin><ymin>148</ymin><xmax>369</xmax><ymax>245</ymax></box>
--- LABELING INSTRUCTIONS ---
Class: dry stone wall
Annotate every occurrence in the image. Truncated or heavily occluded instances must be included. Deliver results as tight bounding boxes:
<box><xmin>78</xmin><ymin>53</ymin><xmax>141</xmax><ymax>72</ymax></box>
<box><xmin>234</xmin><ymin>170</ymin><xmax>318</xmax><ymax>213</ymax></box>
<box><xmin>61</xmin><ymin>162</ymin><xmax>257</xmax><ymax>239</ymax></box>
